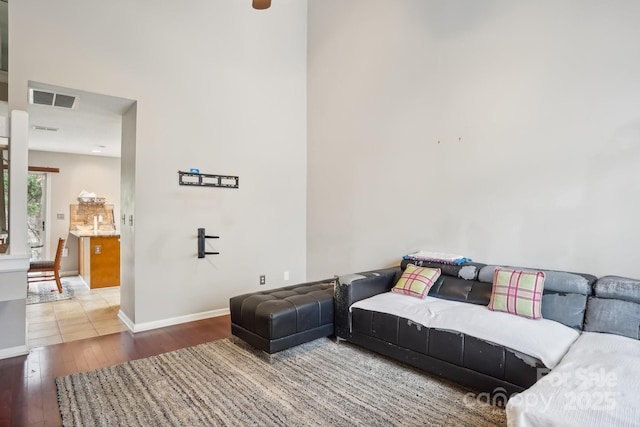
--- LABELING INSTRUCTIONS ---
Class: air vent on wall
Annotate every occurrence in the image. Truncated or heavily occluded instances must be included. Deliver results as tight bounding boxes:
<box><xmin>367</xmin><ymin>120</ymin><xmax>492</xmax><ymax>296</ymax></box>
<box><xmin>32</xmin><ymin>125</ymin><xmax>59</xmax><ymax>132</ymax></box>
<box><xmin>28</xmin><ymin>89</ymin><xmax>78</xmax><ymax>109</ymax></box>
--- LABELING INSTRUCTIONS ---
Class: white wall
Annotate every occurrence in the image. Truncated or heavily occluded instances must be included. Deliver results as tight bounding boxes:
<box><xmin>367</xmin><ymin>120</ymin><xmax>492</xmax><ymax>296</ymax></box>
<box><xmin>28</xmin><ymin>150</ymin><xmax>121</xmax><ymax>273</ymax></box>
<box><xmin>11</xmin><ymin>0</ymin><xmax>308</xmax><ymax>326</ymax></box>
<box><xmin>308</xmin><ymin>1</ymin><xmax>640</xmax><ymax>279</ymax></box>
<box><xmin>0</xmin><ymin>111</ymin><xmax>30</xmax><ymax>359</ymax></box>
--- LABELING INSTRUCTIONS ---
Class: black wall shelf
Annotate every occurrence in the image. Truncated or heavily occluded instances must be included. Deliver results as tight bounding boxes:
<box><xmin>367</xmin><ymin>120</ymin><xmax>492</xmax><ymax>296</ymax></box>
<box><xmin>179</xmin><ymin>171</ymin><xmax>239</xmax><ymax>188</ymax></box>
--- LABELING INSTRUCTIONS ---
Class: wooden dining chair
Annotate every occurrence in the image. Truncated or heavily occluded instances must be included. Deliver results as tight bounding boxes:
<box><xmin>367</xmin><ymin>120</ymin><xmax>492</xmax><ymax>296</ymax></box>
<box><xmin>28</xmin><ymin>238</ymin><xmax>65</xmax><ymax>293</ymax></box>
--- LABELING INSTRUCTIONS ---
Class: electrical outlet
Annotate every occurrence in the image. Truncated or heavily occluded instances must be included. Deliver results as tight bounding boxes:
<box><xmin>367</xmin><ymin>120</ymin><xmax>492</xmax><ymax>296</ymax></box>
<box><xmin>94</xmin><ymin>245</ymin><xmax>102</xmax><ymax>255</ymax></box>
<box><xmin>62</xmin><ymin>248</ymin><xmax>69</xmax><ymax>257</ymax></box>
<box><xmin>259</xmin><ymin>275</ymin><xmax>266</xmax><ymax>285</ymax></box>
<box><xmin>284</xmin><ymin>271</ymin><xmax>290</xmax><ymax>281</ymax></box>
<box><xmin>57</xmin><ymin>213</ymin><xmax>65</xmax><ymax>220</ymax></box>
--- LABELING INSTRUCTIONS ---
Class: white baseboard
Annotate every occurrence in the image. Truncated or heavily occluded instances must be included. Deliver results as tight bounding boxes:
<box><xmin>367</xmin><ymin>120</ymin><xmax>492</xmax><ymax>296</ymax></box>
<box><xmin>117</xmin><ymin>310</ymin><xmax>135</xmax><ymax>332</ymax></box>
<box><xmin>0</xmin><ymin>344</ymin><xmax>29</xmax><ymax>360</ymax></box>
<box><xmin>60</xmin><ymin>270</ymin><xmax>79</xmax><ymax>277</ymax></box>
<box><xmin>118</xmin><ymin>308</ymin><xmax>230</xmax><ymax>333</ymax></box>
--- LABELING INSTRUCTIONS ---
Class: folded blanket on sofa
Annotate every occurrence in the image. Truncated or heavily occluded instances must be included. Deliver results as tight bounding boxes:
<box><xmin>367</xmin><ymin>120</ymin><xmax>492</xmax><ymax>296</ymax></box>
<box><xmin>399</xmin><ymin>258</ymin><xmax>486</xmax><ymax>280</ymax></box>
<box><xmin>403</xmin><ymin>250</ymin><xmax>472</xmax><ymax>266</ymax></box>
<box><xmin>350</xmin><ymin>292</ymin><xmax>579</xmax><ymax>369</ymax></box>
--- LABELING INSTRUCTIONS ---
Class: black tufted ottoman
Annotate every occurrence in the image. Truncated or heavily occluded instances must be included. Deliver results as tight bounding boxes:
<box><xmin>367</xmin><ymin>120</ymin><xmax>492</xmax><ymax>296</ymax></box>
<box><xmin>229</xmin><ymin>280</ymin><xmax>335</xmax><ymax>354</ymax></box>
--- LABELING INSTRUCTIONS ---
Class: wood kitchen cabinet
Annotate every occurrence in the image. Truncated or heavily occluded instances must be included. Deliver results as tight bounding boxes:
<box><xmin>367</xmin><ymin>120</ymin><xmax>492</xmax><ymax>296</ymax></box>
<box><xmin>74</xmin><ymin>233</ymin><xmax>120</xmax><ymax>288</ymax></box>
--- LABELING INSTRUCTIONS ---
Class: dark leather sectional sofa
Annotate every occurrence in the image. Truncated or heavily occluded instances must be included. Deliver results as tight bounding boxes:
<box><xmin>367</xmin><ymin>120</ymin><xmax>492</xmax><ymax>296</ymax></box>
<box><xmin>334</xmin><ymin>260</ymin><xmax>598</xmax><ymax>397</ymax></box>
<box><xmin>230</xmin><ymin>256</ymin><xmax>640</xmax><ymax>423</ymax></box>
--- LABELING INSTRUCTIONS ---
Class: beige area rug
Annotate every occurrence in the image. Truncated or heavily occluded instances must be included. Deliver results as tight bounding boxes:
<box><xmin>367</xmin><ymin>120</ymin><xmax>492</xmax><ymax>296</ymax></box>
<box><xmin>56</xmin><ymin>338</ymin><xmax>505</xmax><ymax>426</ymax></box>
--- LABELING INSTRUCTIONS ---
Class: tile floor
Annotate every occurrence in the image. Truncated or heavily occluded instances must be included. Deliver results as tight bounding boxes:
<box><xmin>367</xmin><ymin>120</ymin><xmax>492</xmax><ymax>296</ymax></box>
<box><xmin>26</xmin><ymin>275</ymin><xmax>127</xmax><ymax>349</ymax></box>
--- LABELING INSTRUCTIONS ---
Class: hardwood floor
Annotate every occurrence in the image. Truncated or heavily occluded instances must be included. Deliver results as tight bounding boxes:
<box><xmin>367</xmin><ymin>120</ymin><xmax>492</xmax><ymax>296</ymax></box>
<box><xmin>0</xmin><ymin>315</ymin><xmax>231</xmax><ymax>427</ymax></box>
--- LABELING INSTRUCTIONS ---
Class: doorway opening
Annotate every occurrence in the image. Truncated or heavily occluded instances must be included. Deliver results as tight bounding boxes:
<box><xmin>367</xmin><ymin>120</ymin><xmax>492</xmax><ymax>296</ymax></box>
<box><xmin>25</xmin><ymin>81</ymin><xmax>135</xmax><ymax>348</ymax></box>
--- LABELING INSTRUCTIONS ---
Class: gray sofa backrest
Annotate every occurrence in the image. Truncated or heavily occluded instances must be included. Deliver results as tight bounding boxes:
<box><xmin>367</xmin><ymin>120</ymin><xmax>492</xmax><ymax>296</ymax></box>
<box><xmin>400</xmin><ymin>259</ymin><xmax>495</xmax><ymax>305</ymax></box>
<box><xmin>475</xmin><ymin>265</ymin><xmax>596</xmax><ymax>330</ymax></box>
<box><xmin>584</xmin><ymin>276</ymin><xmax>640</xmax><ymax>340</ymax></box>
<box><xmin>399</xmin><ymin>259</ymin><xmax>596</xmax><ymax>330</ymax></box>
<box><xmin>477</xmin><ymin>266</ymin><xmax>594</xmax><ymax>295</ymax></box>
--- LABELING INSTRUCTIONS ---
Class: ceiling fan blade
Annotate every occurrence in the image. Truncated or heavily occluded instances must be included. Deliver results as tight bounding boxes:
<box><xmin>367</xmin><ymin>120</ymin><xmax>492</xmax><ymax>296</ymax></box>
<box><xmin>252</xmin><ymin>0</ymin><xmax>271</xmax><ymax>9</ymax></box>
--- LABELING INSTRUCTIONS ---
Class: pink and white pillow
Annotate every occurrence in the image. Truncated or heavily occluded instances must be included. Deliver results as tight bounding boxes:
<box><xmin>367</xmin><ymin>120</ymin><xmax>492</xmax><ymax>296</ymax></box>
<box><xmin>488</xmin><ymin>267</ymin><xmax>545</xmax><ymax>319</ymax></box>
<box><xmin>392</xmin><ymin>264</ymin><xmax>441</xmax><ymax>299</ymax></box>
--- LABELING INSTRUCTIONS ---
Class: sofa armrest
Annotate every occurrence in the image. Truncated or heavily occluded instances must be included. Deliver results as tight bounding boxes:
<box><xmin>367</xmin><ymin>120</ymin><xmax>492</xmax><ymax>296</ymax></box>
<box><xmin>334</xmin><ymin>267</ymin><xmax>400</xmax><ymax>339</ymax></box>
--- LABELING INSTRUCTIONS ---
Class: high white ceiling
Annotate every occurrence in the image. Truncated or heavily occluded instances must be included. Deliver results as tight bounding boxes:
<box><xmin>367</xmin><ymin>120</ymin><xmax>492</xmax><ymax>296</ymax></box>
<box><xmin>27</xmin><ymin>82</ymin><xmax>135</xmax><ymax>158</ymax></box>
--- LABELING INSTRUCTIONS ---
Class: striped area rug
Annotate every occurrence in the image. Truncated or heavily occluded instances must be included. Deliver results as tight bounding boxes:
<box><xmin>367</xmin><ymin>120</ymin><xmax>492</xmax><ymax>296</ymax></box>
<box><xmin>56</xmin><ymin>338</ymin><xmax>506</xmax><ymax>426</ymax></box>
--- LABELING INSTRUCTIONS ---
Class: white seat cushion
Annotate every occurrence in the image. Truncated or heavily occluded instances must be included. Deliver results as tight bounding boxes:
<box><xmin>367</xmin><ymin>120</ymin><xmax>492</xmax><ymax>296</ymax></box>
<box><xmin>351</xmin><ymin>292</ymin><xmax>579</xmax><ymax>368</ymax></box>
<box><xmin>506</xmin><ymin>332</ymin><xmax>640</xmax><ymax>427</ymax></box>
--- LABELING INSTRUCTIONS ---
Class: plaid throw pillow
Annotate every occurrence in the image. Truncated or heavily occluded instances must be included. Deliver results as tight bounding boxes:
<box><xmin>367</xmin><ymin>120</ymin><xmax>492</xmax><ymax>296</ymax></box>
<box><xmin>392</xmin><ymin>264</ymin><xmax>441</xmax><ymax>299</ymax></box>
<box><xmin>488</xmin><ymin>268</ymin><xmax>546</xmax><ymax>319</ymax></box>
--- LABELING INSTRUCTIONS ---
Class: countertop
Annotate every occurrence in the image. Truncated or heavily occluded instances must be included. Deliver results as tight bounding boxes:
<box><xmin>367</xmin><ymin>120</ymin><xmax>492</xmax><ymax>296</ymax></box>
<box><xmin>69</xmin><ymin>230</ymin><xmax>120</xmax><ymax>238</ymax></box>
